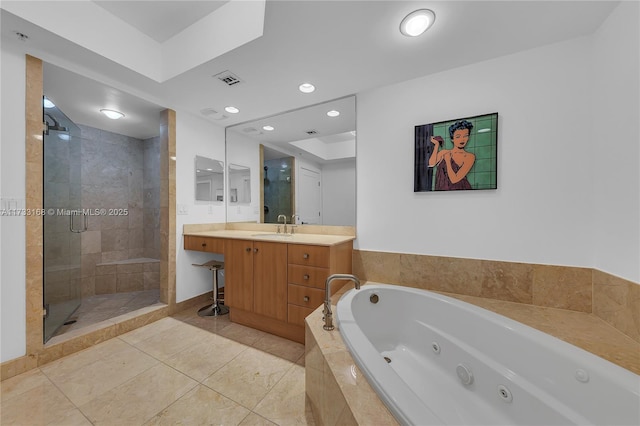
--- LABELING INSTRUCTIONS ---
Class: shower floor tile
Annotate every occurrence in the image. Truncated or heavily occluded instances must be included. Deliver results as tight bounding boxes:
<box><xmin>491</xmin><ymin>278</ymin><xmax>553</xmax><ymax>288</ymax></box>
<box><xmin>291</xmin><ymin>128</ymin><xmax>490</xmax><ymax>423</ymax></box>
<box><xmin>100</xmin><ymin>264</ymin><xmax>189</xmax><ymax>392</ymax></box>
<box><xmin>2</xmin><ymin>307</ymin><xmax>312</xmax><ymax>426</ymax></box>
<box><xmin>51</xmin><ymin>289</ymin><xmax>160</xmax><ymax>337</ymax></box>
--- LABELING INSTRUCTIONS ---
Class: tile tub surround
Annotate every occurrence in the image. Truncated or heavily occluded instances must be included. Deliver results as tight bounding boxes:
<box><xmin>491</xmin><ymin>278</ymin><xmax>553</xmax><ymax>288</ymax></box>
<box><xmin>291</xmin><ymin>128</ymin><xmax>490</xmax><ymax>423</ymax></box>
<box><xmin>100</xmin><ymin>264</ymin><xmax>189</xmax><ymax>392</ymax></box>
<box><xmin>353</xmin><ymin>250</ymin><xmax>639</xmax><ymax>343</ymax></box>
<box><xmin>305</xmin><ymin>282</ymin><xmax>640</xmax><ymax>426</ymax></box>
<box><xmin>95</xmin><ymin>258</ymin><xmax>160</xmax><ymax>294</ymax></box>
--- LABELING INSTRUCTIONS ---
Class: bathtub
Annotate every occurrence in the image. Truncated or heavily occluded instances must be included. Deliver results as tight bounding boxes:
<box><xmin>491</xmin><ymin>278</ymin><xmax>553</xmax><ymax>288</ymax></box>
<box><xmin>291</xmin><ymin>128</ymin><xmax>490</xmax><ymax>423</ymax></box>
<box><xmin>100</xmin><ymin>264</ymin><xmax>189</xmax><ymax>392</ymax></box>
<box><xmin>336</xmin><ymin>283</ymin><xmax>640</xmax><ymax>426</ymax></box>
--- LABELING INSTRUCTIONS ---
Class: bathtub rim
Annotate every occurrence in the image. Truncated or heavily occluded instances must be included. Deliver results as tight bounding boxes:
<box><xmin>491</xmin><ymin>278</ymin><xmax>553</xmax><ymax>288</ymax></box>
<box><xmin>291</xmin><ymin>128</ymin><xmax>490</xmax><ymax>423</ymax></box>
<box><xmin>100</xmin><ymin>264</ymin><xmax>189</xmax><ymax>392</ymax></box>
<box><xmin>335</xmin><ymin>283</ymin><xmax>640</xmax><ymax>425</ymax></box>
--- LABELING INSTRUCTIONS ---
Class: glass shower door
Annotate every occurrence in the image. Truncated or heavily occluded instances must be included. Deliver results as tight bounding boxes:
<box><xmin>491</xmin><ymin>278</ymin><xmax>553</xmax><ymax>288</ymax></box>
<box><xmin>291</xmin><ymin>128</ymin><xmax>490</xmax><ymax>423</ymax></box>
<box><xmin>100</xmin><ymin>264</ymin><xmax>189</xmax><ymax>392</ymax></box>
<box><xmin>43</xmin><ymin>98</ymin><xmax>83</xmax><ymax>342</ymax></box>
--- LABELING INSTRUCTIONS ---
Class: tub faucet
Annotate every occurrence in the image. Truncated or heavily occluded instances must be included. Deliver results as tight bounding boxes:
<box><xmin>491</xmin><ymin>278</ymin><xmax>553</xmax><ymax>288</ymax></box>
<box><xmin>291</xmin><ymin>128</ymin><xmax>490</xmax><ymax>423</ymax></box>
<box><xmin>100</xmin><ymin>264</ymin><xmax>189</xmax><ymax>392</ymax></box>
<box><xmin>277</xmin><ymin>214</ymin><xmax>287</xmax><ymax>234</ymax></box>
<box><xmin>323</xmin><ymin>274</ymin><xmax>360</xmax><ymax>331</ymax></box>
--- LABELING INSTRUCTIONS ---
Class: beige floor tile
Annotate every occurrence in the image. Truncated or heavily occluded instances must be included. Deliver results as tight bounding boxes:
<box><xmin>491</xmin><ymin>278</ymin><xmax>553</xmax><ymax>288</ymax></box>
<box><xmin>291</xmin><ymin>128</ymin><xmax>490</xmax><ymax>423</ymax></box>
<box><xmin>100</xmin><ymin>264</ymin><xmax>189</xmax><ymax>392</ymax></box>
<box><xmin>119</xmin><ymin>316</ymin><xmax>184</xmax><ymax>345</ymax></box>
<box><xmin>144</xmin><ymin>384</ymin><xmax>250</xmax><ymax>425</ymax></box>
<box><xmin>40</xmin><ymin>337</ymin><xmax>131</xmax><ymax>378</ymax></box>
<box><xmin>254</xmin><ymin>364</ymin><xmax>315</xmax><ymax>425</ymax></box>
<box><xmin>217</xmin><ymin>322</ymin><xmax>271</xmax><ymax>346</ymax></box>
<box><xmin>132</xmin><ymin>321</ymin><xmax>211</xmax><ymax>361</ymax></box>
<box><xmin>163</xmin><ymin>333</ymin><xmax>248</xmax><ymax>382</ymax></box>
<box><xmin>1</xmin><ymin>374</ymin><xmax>91</xmax><ymax>426</ymax></box>
<box><xmin>1</xmin><ymin>368</ymin><xmax>50</xmax><ymax>402</ymax></box>
<box><xmin>239</xmin><ymin>412</ymin><xmax>278</xmax><ymax>425</ymax></box>
<box><xmin>253</xmin><ymin>333</ymin><xmax>305</xmax><ymax>363</ymax></box>
<box><xmin>177</xmin><ymin>311</ymin><xmax>233</xmax><ymax>334</ymax></box>
<box><xmin>203</xmin><ymin>347</ymin><xmax>294</xmax><ymax>410</ymax></box>
<box><xmin>79</xmin><ymin>363</ymin><xmax>197</xmax><ymax>425</ymax></box>
<box><xmin>44</xmin><ymin>342</ymin><xmax>159</xmax><ymax>406</ymax></box>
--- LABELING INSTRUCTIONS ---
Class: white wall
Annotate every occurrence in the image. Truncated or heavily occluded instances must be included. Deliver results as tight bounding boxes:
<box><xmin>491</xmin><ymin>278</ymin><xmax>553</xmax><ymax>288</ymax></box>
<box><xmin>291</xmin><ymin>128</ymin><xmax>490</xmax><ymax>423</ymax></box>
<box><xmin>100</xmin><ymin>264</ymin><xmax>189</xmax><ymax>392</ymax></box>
<box><xmin>175</xmin><ymin>112</ymin><xmax>226</xmax><ymax>303</ymax></box>
<box><xmin>591</xmin><ymin>1</ymin><xmax>640</xmax><ymax>283</ymax></box>
<box><xmin>322</xmin><ymin>159</ymin><xmax>356</xmax><ymax>226</ymax></box>
<box><xmin>356</xmin><ymin>7</ymin><xmax>639</xmax><ymax>284</ymax></box>
<box><xmin>0</xmin><ymin>41</ymin><xmax>27</xmax><ymax>362</ymax></box>
<box><xmin>357</xmin><ymin>36</ymin><xmax>596</xmax><ymax>268</ymax></box>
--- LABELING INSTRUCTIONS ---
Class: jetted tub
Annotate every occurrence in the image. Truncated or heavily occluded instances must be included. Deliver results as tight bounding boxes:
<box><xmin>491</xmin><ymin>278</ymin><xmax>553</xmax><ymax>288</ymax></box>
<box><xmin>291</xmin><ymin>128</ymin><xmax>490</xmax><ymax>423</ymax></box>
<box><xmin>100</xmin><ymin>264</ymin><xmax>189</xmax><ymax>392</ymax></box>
<box><xmin>336</xmin><ymin>283</ymin><xmax>640</xmax><ymax>425</ymax></box>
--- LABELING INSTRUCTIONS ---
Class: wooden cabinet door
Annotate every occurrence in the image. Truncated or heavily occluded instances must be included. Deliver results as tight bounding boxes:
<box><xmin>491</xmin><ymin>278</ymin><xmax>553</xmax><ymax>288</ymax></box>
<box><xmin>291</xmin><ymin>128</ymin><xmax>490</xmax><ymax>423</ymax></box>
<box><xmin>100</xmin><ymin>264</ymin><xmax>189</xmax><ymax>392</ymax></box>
<box><xmin>224</xmin><ymin>239</ymin><xmax>254</xmax><ymax>312</ymax></box>
<box><xmin>253</xmin><ymin>241</ymin><xmax>288</xmax><ymax>321</ymax></box>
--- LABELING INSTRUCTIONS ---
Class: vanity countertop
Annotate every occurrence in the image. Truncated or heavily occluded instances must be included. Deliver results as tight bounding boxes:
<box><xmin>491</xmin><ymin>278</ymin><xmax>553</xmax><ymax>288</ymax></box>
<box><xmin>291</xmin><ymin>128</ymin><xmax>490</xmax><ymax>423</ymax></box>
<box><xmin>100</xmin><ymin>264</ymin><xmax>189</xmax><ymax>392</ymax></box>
<box><xmin>184</xmin><ymin>229</ymin><xmax>355</xmax><ymax>246</ymax></box>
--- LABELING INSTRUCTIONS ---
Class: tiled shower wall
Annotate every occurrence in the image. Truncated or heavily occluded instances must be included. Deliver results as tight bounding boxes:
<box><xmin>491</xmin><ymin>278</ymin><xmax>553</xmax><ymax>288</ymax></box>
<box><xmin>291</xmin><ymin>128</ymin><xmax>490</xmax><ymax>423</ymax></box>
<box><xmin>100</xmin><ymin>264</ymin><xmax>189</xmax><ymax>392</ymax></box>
<box><xmin>263</xmin><ymin>157</ymin><xmax>293</xmax><ymax>223</ymax></box>
<box><xmin>78</xmin><ymin>125</ymin><xmax>160</xmax><ymax>297</ymax></box>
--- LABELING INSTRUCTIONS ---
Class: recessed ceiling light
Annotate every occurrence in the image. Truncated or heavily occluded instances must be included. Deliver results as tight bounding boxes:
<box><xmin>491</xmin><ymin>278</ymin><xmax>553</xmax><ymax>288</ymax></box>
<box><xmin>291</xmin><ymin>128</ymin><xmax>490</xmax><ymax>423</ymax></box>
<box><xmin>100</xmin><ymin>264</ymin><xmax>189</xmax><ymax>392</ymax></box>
<box><xmin>263</xmin><ymin>125</ymin><xmax>275</xmax><ymax>131</ymax></box>
<box><xmin>400</xmin><ymin>9</ymin><xmax>436</xmax><ymax>37</ymax></box>
<box><xmin>299</xmin><ymin>83</ymin><xmax>315</xmax><ymax>93</ymax></box>
<box><xmin>58</xmin><ymin>133</ymin><xmax>70</xmax><ymax>141</ymax></box>
<box><xmin>100</xmin><ymin>109</ymin><xmax>125</xmax><ymax>120</ymax></box>
<box><xmin>225</xmin><ymin>106</ymin><xmax>240</xmax><ymax>114</ymax></box>
<box><xmin>43</xmin><ymin>98</ymin><xmax>55</xmax><ymax>108</ymax></box>
<box><xmin>327</xmin><ymin>110</ymin><xmax>340</xmax><ymax>117</ymax></box>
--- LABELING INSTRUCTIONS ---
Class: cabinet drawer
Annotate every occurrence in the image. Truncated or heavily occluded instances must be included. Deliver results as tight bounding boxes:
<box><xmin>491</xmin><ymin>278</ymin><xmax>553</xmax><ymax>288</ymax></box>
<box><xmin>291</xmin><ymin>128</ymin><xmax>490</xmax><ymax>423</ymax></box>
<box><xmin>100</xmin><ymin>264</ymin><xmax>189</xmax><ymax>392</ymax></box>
<box><xmin>288</xmin><ymin>304</ymin><xmax>315</xmax><ymax>325</ymax></box>
<box><xmin>288</xmin><ymin>264</ymin><xmax>329</xmax><ymax>289</ymax></box>
<box><xmin>288</xmin><ymin>284</ymin><xmax>324</xmax><ymax>310</ymax></box>
<box><xmin>288</xmin><ymin>244</ymin><xmax>329</xmax><ymax>268</ymax></box>
<box><xmin>184</xmin><ymin>236</ymin><xmax>224</xmax><ymax>253</ymax></box>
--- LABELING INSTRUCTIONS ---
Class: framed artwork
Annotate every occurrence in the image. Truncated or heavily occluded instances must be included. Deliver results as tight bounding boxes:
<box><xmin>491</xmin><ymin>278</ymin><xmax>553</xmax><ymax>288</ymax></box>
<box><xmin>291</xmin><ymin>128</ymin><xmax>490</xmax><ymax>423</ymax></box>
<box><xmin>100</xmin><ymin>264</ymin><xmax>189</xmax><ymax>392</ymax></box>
<box><xmin>414</xmin><ymin>112</ymin><xmax>498</xmax><ymax>192</ymax></box>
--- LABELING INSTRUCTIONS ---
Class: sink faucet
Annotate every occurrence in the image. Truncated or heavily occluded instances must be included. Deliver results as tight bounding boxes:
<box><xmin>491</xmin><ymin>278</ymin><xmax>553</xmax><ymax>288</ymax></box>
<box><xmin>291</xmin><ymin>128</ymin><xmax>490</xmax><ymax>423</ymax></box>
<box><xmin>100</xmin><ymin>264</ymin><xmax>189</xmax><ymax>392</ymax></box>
<box><xmin>277</xmin><ymin>214</ymin><xmax>287</xmax><ymax>234</ymax></box>
<box><xmin>323</xmin><ymin>274</ymin><xmax>360</xmax><ymax>331</ymax></box>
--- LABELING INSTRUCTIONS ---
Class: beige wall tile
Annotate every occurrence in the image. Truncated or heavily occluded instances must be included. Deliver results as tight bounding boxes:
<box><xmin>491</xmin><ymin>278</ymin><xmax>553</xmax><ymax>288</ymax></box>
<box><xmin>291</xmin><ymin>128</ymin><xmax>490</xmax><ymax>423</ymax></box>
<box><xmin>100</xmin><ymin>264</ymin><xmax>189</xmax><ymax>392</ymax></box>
<box><xmin>480</xmin><ymin>259</ymin><xmax>533</xmax><ymax>304</ymax></box>
<box><xmin>352</xmin><ymin>250</ymin><xmax>401</xmax><ymax>283</ymax></box>
<box><xmin>593</xmin><ymin>270</ymin><xmax>640</xmax><ymax>343</ymax></box>
<box><xmin>532</xmin><ymin>264</ymin><xmax>592</xmax><ymax>312</ymax></box>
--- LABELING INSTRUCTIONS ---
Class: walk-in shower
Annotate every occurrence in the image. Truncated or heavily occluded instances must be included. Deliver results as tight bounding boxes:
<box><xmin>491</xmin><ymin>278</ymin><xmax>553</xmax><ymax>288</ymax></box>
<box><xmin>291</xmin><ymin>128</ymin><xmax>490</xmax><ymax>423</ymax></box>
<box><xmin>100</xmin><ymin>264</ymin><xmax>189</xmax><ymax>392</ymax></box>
<box><xmin>42</xmin><ymin>97</ymin><xmax>161</xmax><ymax>342</ymax></box>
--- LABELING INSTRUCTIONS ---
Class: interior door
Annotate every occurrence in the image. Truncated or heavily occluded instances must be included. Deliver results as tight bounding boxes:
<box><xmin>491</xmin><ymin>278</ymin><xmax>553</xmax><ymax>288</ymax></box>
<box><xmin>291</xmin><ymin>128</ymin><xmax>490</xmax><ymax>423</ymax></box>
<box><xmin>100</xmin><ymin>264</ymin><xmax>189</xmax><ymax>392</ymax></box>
<box><xmin>299</xmin><ymin>167</ymin><xmax>322</xmax><ymax>225</ymax></box>
<box><xmin>43</xmin><ymin>99</ymin><xmax>83</xmax><ymax>342</ymax></box>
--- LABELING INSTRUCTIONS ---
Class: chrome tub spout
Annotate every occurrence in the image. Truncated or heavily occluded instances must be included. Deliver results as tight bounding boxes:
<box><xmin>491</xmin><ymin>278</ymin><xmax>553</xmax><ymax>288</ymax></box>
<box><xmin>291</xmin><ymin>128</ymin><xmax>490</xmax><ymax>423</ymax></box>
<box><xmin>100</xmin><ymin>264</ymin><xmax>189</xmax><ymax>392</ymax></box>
<box><xmin>323</xmin><ymin>274</ymin><xmax>360</xmax><ymax>331</ymax></box>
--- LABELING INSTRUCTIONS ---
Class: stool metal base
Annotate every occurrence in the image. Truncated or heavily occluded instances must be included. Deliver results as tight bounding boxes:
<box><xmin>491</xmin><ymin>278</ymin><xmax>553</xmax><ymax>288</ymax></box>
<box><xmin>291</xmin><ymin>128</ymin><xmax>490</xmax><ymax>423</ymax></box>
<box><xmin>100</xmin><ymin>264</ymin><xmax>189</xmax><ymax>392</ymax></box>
<box><xmin>197</xmin><ymin>303</ymin><xmax>229</xmax><ymax>317</ymax></box>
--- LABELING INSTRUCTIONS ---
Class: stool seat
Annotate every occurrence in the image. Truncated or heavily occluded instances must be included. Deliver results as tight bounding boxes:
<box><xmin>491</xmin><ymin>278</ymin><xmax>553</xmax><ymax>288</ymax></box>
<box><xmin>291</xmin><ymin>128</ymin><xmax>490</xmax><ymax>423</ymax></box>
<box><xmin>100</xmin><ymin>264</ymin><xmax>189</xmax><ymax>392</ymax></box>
<box><xmin>192</xmin><ymin>260</ymin><xmax>228</xmax><ymax>317</ymax></box>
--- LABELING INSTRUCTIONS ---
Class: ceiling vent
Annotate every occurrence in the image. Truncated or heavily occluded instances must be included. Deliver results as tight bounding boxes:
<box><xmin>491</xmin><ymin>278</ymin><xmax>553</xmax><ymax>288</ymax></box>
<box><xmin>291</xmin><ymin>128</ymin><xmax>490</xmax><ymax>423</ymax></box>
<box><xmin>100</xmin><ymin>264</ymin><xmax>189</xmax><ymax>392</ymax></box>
<box><xmin>200</xmin><ymin>108</ymin><xmax>228</xmax><ymax>120</ymax></box>
<box><xmin>243</xmin><ymin>127</ymin><xmax>262</xmax><ymax>135</ymax></box>
<box><xmin>305</xmin><ymin>130</ymin><xmax>318</xmax><ymax>135</ymax></box>
<box><xmin>214</xmin><ymin>70</ymin><xmax>242</xmax><ymax>86</ymax></box>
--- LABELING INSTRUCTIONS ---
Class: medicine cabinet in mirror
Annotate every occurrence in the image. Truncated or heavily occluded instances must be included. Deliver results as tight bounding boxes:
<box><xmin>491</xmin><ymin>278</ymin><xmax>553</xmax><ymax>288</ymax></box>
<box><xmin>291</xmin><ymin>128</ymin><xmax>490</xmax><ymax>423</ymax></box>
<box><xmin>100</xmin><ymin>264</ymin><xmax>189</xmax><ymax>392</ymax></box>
<box><xmin>225</xmin><ymin>95</ymin><xmax>356</xmax><ymax>226</ymax></box>
<box><xmin>195</xmin><ymin>156</ymin><xmax>224</xmax><ymax>202</ymax></box>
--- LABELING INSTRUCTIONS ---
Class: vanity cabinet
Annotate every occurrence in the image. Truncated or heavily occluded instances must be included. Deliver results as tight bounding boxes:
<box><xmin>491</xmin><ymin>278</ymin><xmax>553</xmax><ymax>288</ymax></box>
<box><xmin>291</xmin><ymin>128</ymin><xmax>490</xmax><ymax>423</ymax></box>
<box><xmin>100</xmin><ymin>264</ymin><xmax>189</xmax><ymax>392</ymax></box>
<box><xmin>184</xmin><ymin>233</ymin><xmax>352</xmax><ymax>343</ymax></box>
<box><xmin>225</xmin><ymin>239</ymin><xmax>288</xmax><ymax>321</ymax></box>
<box><xmin>287</xmin><ymin>243</ymin><xmax>352</xmax><ymax>328</ymax></box>
<box><xmin>184</xmin><ymin>235</ymin><xmax>224</xmax><ymax>253</ymax></box>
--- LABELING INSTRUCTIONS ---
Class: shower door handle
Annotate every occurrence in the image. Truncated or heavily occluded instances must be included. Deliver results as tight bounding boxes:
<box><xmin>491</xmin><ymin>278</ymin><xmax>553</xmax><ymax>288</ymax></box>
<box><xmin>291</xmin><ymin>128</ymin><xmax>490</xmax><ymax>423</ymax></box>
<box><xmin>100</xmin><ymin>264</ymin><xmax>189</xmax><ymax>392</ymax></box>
<box><xmin>70</xmin><ymin>211</ymin><xmax>87</xmax><ymax>233</ymax></box>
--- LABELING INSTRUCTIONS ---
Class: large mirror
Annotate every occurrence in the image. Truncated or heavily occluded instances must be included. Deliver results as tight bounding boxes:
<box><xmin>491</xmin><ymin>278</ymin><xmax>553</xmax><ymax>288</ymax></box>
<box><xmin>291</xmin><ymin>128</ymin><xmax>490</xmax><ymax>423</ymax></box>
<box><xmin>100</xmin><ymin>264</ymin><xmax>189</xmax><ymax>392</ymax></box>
<box><xmin>225</xmin><ymin>96</ymin><xmax>356</xmax><ymax>226</ymax></box>
<box><xmin>195</xmin><ymin>156</ymin><xmax>224</xmax><ymax>202</ymax></box>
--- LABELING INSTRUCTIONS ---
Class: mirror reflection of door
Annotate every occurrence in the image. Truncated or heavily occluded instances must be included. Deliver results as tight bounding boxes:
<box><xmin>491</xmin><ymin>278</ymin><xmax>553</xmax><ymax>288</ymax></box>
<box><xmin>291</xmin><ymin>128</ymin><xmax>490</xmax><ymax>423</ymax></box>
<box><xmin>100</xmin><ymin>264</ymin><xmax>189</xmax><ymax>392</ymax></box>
<box><xmin>299</xmin><ymin>166</ymin><xmax>321</xmax><ymax>224</ymax></box>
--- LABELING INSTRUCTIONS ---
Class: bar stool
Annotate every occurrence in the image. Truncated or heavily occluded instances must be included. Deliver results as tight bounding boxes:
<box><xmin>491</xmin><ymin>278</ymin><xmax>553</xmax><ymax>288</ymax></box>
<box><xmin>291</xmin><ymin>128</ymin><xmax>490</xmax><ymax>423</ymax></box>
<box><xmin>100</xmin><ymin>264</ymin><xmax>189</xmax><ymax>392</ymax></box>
<box><xmin>192</xmin><ymin>260</ymin><xmax>228</xmax><ymax>316</ymax></box>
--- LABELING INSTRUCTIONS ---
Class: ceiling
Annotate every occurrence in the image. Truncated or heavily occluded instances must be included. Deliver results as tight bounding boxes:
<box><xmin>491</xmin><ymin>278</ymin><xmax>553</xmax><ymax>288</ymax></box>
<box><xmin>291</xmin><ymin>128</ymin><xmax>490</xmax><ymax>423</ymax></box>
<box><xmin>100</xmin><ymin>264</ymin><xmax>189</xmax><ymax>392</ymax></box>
<box><xmin>0</xmin><ymin>1</ymin><xmax>618</xmax><ymax>140</ymax></box>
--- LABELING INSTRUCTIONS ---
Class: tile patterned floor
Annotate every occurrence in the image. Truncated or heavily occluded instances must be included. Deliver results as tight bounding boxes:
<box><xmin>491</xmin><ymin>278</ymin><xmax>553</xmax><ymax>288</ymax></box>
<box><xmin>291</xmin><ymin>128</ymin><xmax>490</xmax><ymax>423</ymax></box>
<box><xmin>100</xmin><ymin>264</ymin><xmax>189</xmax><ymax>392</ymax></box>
<box><xmin>2</xmin><ymin>307</ymin><xmax>313</xmax><ymax>426</ymax></box>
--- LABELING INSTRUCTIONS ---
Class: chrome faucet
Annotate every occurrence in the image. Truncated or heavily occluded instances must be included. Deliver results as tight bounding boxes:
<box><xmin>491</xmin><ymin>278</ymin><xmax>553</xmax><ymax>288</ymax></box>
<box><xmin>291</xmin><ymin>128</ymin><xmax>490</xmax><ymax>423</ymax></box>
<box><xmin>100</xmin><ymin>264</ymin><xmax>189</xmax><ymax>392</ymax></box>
<box><xmin>290</xmin><ymin>214</ymin><xmax>299</xmax><ymax>234</ymax></box>
<box><xmin>323</xmin><ymin>274</ymin><xmax>361</xmax><ymax>331</ymax></box>
<box><xmin>277</xmin><ymin>214</ymin><xmax>287</xmax><ymax>234</ymax></box>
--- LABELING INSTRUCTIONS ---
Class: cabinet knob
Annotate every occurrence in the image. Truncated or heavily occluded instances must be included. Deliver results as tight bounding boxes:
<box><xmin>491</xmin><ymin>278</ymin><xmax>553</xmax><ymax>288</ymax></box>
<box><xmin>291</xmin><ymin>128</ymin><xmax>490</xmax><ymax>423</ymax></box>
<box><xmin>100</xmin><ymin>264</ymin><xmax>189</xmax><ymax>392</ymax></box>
<box><xmin>254</xmin><ymin>248</ymin><xmax>259</xmax><ymax>253</ymax></box>
<box><xmin>303</xmin><ymin>296</ymin><xmax>310</xmax><ymax>302</ymax></box>
<box><xmin>303</xmin><ymin>274</ymin><xmax>310</xmax><ymax>280</ymax></box>
<box><xmin>246</xmin><ymin>247</ymin><xmax>251</xmax><ymax>252</ymax></box>
<box><xmin>303</xmin><ymin>253</ymin><xmax>309</xmax><ymax>259</ymax></box>
<box><xmin>201</xmin><ymin>243</ymin><xmax>207</xmax><ymax>247</ymax></box>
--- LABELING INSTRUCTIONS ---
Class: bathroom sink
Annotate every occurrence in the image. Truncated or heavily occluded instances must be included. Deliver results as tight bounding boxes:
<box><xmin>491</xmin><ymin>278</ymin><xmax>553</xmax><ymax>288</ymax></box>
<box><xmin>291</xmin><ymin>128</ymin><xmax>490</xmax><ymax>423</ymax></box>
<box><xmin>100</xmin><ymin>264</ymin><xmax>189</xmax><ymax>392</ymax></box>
<box><xmin>251</xmin><ymin>233</ymin><xmax>293</xmax><ymax>239</ymax></box>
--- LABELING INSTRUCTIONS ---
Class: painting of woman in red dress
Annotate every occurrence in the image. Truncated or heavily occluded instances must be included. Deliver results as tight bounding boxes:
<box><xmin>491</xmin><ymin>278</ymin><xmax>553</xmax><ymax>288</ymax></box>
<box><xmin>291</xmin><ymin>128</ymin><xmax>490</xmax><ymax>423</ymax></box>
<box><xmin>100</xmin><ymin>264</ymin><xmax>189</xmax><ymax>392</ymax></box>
<box><xmin>428</xmin><ymin>120</ymin><xmax>475</xmax><ymax>190</ymax></box>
